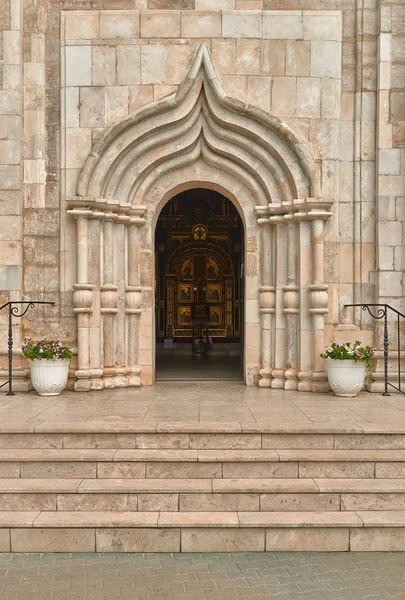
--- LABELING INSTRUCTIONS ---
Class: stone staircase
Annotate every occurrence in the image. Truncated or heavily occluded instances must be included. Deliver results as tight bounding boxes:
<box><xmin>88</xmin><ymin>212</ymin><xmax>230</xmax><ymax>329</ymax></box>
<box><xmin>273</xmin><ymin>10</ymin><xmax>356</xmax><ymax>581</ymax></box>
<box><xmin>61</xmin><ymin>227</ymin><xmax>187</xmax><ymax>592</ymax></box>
<box><xmin>1</xmin><ymin>424</ymin><xmax>405</xmax><ymax>552</ymax></box>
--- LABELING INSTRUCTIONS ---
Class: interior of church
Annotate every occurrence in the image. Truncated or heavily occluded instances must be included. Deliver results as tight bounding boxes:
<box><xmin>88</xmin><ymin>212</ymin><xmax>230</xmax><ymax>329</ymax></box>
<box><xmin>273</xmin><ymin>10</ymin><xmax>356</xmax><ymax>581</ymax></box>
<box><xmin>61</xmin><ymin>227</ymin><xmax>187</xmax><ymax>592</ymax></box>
<box><xmin>154</xmin><ymin>189</ymin><xmax>244</xmax><ymax>381</ymax></box>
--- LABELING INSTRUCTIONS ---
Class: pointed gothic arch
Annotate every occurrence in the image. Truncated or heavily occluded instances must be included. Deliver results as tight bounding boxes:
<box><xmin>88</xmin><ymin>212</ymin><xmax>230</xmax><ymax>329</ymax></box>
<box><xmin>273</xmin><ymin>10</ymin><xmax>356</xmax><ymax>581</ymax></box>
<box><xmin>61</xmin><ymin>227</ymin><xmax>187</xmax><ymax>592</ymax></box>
<box><xmin>66</xmin><ymin>44</ymin><xmax>332</xmax><ymax>392</ymax></box>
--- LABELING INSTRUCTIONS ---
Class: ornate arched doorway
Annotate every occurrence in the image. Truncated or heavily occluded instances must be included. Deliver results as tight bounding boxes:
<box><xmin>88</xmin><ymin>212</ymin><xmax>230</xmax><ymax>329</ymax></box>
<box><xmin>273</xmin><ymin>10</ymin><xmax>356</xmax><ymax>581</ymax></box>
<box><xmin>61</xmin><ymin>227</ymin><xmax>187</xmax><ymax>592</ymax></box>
<box><xmin>155</xmin><ymin>189</ymin><xmax>244</xmax><ymax>380</ymax></box>
<box><xmin>66</xmin><ymin>44</ymin><xmax>333</xmax><ymax>392</ymax></box>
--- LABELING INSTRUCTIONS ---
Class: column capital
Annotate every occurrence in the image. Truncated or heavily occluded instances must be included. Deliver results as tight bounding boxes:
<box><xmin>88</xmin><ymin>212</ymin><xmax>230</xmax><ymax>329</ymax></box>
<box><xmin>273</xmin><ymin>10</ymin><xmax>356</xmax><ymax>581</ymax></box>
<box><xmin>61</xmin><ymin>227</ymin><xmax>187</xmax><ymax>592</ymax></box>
<box><xmin>255</xmin><ymin>199</ymin><xmax>334</xmax><ymax>223</ymax></box>
<box><xmin>66</xmin><ymin>197</ymin><xmax>147</xmax><ymax>224</ymax></box>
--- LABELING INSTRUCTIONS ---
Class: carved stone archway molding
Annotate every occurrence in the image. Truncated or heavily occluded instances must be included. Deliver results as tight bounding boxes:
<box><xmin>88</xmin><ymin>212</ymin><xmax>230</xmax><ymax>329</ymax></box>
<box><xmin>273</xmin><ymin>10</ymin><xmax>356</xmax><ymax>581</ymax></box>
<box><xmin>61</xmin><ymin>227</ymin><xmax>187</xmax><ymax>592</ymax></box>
<box><xmin>66</xmin><ymin>44</ymin><xmax>332</xmax><ymax>391</ymax></box>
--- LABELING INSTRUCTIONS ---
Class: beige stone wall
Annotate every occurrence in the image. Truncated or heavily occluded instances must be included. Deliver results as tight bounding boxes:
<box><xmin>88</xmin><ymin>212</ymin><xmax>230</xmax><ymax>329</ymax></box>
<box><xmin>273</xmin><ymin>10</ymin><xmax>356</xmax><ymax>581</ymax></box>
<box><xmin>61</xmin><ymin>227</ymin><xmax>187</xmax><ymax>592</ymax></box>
<box><xmin>0</xmin><ymin>0</ymin><xmax>23</xmax><ymax>378</ymax></box>
<box><xmin>0</xmin><ymin>0</ymin><xmax>404</xmax><ymax>390</ymax></box>
<box><xmin>376</xmin><ymin>3</ymin><xmax>405</xmax><ymax>308</ymax></box>
<box><xmin>61</xmin><ymin>9</ymin><xmax>343</xmax><ymax>197</ymax></box>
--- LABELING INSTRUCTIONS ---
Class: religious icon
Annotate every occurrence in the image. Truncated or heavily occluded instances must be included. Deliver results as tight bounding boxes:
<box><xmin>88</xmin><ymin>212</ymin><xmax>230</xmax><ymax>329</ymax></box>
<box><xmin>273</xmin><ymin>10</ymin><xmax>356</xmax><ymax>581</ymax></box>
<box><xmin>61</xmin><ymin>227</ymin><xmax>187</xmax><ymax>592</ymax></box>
<box><xmin>209</xmin><ymin>307</ymin><xmax>221</xmax><ymax>324</ymax></box>
<box><xmin>192</xmin><ymin>303</ymin><xmax>209</xmax><ymax>320</ymax></box>
<box><xmin>207</xmin><ymin>283</ymin><xmax>221</xmax><ymax>302</ymax></box>
<box><xmin>192</xmin><ymin>223</ymin><xmax>208</xmax><ymax>241</ymax></box>
<box><xmin>178</xmin><ymin>307</ymin><xmax>192</xmax><ymax>324</ymax></box>
<box><xmin>206</xmin><ymin>258</ymin><xmax>219</xmax><ymax>280</ymax></box>
<box><xmin>178</xmin><ymin>285</ymin><xmax>192</xmax><ymax>302</ymax></box>
<box><xmin>181</xmin><ymin>259</ymin><xmax>194</xmax><ymax>280</ymax></box>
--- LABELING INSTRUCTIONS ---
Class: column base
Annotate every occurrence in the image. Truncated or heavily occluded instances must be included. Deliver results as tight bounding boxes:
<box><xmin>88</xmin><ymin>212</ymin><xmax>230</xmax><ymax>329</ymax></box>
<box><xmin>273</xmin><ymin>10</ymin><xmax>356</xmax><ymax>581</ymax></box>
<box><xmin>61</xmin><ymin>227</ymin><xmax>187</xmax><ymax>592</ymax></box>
<box><xmin>127</xmin><ymin>375</ymin><xmax>141</xmax><ymax>386</ymax></box>
<box><xmin>284</xmin><ymin>368</ymin><xmax>298</xmax><ymax>390</ymax></box>
<box><xmin>114</xmin><ymin>377</ymin><xmax>129</xmax><ymax>388</ymax></box>
<box><xmin>311</xmin><ymin>372</ymin><xmax>330</xmax><ymax>393</ymax></box>
<box><xmin>259</xmin><ymin>378</ymin><xmax>272</xmax><ymax>388</ymax></box>
<box><xmin>103</xmin><ymin>377</ymin><xmax>116</xmax><ymax>389</ymax></box>
<box><xmin>90</xmin><ymin>378</ymin><xmax>104</xmax><ymax>391</ymax></box>
<box><xmin>271</xmin><ymin>369</ymin><xmax>285</xmax><ymax>389</ymax></box>
<box><xmin>259</xmin><ymin>368</ymin><xmax>272</xmax><ymax>387</ymax></box>
<box><xmin>74</xmin><ymin>380</ymin><xmax>92</xmax><ymax>392</ymax></box>
<box><xmin>74</xmin><ymin>369</ymin><xmax>103</xmax><ymax>392</ymax></box>
<box><xmin>298</xmin><ymin>371</ymin><xmax>312</xmax><ymax>392</ymax></box>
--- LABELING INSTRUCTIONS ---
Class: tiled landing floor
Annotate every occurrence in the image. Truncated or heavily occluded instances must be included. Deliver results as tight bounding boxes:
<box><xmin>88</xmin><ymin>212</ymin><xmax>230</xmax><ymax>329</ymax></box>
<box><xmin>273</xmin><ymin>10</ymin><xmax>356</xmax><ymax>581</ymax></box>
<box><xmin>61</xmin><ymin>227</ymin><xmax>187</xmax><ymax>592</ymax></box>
<box><xmin>2</xmin><ymin>382</ymin><xmax>405</xmax><ymax>431</ymax></box>
<box><xmin>155</xmin><ymin>354</ymin><xmax>242</xmax><ymax>381</ymax></box>
<box><xmin>0</xmin><ymin>551</ymin><xmax>404</xmax><ymax>599</ymax></box>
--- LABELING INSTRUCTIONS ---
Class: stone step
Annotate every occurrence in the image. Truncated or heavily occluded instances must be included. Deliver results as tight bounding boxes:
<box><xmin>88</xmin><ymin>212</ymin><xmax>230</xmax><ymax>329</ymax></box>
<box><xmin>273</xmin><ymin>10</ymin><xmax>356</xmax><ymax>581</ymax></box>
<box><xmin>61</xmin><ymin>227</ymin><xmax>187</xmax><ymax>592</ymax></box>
<box><xmin>1</xmin><ymin>510</ymin><xmax>405</xmax><ymax>552</ymax></box>
<box><xmin>2</xmin><ymin>448</ymin><xmax>403</xmax><ymax>462</ymax></box>
<box><xmin>2</xmin><ymin>477</ymin><xmax>405</xmax><ymax>494</ymax></box>
<box><xmin>1</xmin><ymin>448</ymin><xmax>405</xmax><ymax>479</ymax></box>
<box><xmin>1</xmin><ymin>478</ymin><xmax>405</xmax><ymax>513</ymax></box>
<box><xmin>2</xmin><ymin>429</ymin><xmax>405</xmax><ymax>450</ymax></box>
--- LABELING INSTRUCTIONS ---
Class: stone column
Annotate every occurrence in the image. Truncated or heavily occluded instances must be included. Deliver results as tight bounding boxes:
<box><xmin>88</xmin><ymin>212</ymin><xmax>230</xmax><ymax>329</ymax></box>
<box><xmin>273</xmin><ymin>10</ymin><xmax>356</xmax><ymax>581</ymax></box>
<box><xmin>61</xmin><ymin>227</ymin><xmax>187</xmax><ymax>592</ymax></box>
<box><xmin>309</xmin><ymin>218</ymin><xmax>329</xmax><ymax>392</ymax></box>
<box><xmin>271</xmin><ymin>219</ymin><xmax>287</xmax><ymax>388</ymax></box>
<box><xmin>283</xmin><ymin>218</ymin><xmax>299</xmax><ymax>390</ymax></box>
<box><xmin>298</xmin><ymin>219</ymin><xmax>313</xmax><ymax>391</ymax></box>
<box><xmin>258</xmin><ymin>218</ymin><xmax>275</xmax><ymax>387</ymax></box>
<box><xmin>126</xmin><ymin>217</ymin><xmax>143</xmax><ymax>386</ymax></box>
<box><xmin>111</xmin><ymin>220</ymin><xmax>128</xmax><ymax>387</ymax></box>
<box><xmin>71</xmin><ymin>211</ymin><xmax>95</xmax><ymax>391</ymax></box>
<box><xmin>100</xmin><ymin>218</ymin><xmax>118</xmax><ymax>388</ymax></box>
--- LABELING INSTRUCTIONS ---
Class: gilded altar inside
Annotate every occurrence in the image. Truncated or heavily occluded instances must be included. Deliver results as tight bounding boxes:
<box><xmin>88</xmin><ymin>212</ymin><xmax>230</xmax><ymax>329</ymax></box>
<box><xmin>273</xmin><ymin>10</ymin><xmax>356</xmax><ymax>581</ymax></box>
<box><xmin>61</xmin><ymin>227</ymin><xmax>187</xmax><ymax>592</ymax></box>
<box><xmin>155</xmin><ymin>190</ymin><xmax>243</xmax><ymax>343</ymax></box>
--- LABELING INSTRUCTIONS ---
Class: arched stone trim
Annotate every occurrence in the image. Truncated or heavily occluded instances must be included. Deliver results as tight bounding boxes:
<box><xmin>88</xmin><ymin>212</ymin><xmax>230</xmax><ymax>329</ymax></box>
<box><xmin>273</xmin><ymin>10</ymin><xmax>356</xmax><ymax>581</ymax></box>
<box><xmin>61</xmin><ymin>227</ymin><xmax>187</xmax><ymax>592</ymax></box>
<box><xmin>67</xmin><ymin>45</ymin><xmax>333</xmax><ymax>391</ymax></box>
<box><xmin>77</xmin><ymin>44</ymin><xmax>317</xmax><ymax>206</ymax></box>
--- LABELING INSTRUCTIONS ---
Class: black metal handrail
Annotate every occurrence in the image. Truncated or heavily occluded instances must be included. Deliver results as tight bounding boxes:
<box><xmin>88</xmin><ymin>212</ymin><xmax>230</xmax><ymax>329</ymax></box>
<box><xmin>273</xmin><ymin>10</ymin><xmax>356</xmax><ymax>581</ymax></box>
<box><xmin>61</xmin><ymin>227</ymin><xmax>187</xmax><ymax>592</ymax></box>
<box><xmin>345</xmin><ymin>304</ymin><xmax>405</xmax><ymax>396</ymax></box>
<box><xmin>0</xmin><ymin>301</ymin><xmax>54</xmax><ymax>395</ymax></box>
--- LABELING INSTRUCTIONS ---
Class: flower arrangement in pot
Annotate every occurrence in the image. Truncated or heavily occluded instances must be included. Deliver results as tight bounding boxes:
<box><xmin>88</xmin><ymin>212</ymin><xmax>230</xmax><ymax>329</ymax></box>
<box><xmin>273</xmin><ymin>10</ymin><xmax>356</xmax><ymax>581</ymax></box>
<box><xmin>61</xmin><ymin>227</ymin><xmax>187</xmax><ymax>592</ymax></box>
<box><xmin>320</xmin><ymin>341</ymin><xmax>375</xmax><ymax>397</ymax></box>
<box><xmin>22</xmin><ymin>339</ymin><xmax>73</xmax><ymax>396</ymax></box>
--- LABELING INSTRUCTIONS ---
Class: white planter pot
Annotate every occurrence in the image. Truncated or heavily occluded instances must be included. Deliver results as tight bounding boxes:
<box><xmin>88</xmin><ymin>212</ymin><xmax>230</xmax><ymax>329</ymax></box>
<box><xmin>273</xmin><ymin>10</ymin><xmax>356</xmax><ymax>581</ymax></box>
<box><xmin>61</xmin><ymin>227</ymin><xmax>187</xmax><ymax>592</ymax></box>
<box><xmin>327</xmin><ymin>359</ymin><xmax>366</xmax><ymax>397</ymax></box>
<box><xmin>29</xmin><ymin>359</ymin><xmax>70</xmax><ymax>396</ymax></box>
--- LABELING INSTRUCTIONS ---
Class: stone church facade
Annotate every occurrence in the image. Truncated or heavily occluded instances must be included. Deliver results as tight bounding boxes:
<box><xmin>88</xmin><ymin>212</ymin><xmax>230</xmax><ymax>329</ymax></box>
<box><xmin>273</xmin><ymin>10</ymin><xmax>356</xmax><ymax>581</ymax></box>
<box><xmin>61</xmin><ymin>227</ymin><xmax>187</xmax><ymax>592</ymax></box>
<box><xmin>0</xmin><ymin>0</ymin><xmax>404</xmax><ymax>393</ymax></box>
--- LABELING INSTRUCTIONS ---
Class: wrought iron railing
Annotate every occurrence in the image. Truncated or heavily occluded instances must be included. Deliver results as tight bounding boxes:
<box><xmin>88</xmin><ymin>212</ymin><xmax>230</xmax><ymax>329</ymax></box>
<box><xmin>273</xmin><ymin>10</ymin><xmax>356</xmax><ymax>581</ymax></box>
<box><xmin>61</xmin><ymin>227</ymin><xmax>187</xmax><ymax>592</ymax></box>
<box><xmin>345</xmin><ymin>304</ymin><xmax>405</xmax><ymax>396</ymax></box>
<box><xmin>0</xmin><ymin>301</ymin><xmax>54</xmax><ymax>395</ymax></box>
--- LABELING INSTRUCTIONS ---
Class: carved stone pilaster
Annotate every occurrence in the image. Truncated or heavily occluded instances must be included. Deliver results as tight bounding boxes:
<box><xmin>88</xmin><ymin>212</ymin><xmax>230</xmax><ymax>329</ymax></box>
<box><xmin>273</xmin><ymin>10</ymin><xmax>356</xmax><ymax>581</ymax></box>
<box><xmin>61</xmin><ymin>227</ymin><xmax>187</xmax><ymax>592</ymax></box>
<box><xmin>258</xmin><ymin>284</ymin><xmax>276</xmax><ymax>386</ymax></box>
<box><xmin>282</xmin><ymin>218</ymin><xmax>299</xmax><ymax>389</ymax></box>
<box><xmin>309</xmin><ymin>217</ymin><xmax>329</xmax><ymax>392</ymax></box>
<box><xmin>100</xmin><ymin>284</ymin><xmax>118</xmax><ymax>315</ymax></box>
<box><xmin>297</xmin><ymin>220</ymin><xmax>312</xmax><ymax>391</ymax></box>
<box><xmin>126</xmin><ymin>212</ymin><xmax>145</xmax><ymax>386</ymax></box>
<box><xmin>73</xmin><ymin>283</ymin><xmax>98</xmax><ymax>391</ymax></box>
<box><xmin>126</xmin><ymin>285</ymin><xmax>142</xmax><ymax>386</ymax></box>
<box><xmin>100</xmin><ymin>283</ymin><xmax>118</xmax><ymax>388</ymax></box>
<box><xmin>73</xmin><ymin>284</ymin><xmax>93</xmax><ymax>315</ymax></box>
<box><xmin>68</xmin><ymin>210</ymin><xmax>99</xmax><ymax>392</ymax></box>
<box><xmin>308</xmin><ymin>285</ymin><xmax>329</xmax><ymax>315</ymax></box>
<box><xmin>271</xmin><ymin>219</ymin><xmax>286</xmax><ymax>389</ymax></box>
<box><xmin>126</xmin><ymin>286</ymin><xmax>142</xmax><ymax>314</ymax></box>
<box><xmin>256</xmin><ymin>217</ymin><xmax>275</xmax><ymax>387</ymax></box>
<box><xmin>283</xmin><ymin>283</ymin><xmax>299</xmax><ymax>389</ymax></box>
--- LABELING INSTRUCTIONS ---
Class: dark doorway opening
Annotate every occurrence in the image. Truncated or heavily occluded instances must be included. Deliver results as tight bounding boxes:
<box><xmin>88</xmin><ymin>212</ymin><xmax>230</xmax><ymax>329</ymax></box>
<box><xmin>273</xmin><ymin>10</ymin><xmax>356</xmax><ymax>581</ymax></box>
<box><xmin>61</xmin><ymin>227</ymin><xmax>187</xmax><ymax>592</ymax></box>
<box><xmin>155</xmin><ymin>189</ymin><xmax>244</xmax><ymax>381</ymax></box>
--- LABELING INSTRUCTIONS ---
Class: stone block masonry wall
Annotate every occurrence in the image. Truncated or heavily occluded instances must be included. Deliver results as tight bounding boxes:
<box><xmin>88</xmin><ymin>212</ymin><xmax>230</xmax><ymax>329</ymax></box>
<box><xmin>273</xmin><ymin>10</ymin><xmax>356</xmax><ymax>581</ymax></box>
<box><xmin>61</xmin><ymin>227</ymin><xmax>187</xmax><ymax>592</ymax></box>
<box><xmin>60</xmin><ymin>5</ymin><xmax>361</xmax><ymax>358</ymax></box>
<box><xmin>0</xmin><ymin>0</ymin><xmax>23</xmax><ymax>374</ymax></box>
<box><xmin>22</xmin><ymin>0</ymin><xmax>62</xmax><ymax>346</ymax></box>
<box><xmin>0</xmin><ymin>0</ymin><xmax>403</xmax><ymax>389</ymax></box>
<box><xmin>376</xmin><ymin>1</ymin><xmax>405</xmax><ymax>311</ymax></box>
<box><xmin>62</xmin><ymin>7</ymin><xmax>344</xmax><ymax>202</ymax></box>
<box><xmin>0</xmin><ymin>0</ymin><xmax>74</xmax><ymax>388</ymax></box>
<box><xmin>368</xmin><ymin>0</ymin><xmax>405</xmax><ymax>390</ymax></box>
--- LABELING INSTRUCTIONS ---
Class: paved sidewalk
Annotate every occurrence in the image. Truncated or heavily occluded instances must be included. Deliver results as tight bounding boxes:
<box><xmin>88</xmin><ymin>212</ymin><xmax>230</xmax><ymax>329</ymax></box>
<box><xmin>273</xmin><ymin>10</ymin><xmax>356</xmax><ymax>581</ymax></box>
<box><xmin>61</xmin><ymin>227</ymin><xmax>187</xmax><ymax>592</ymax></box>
<box><xmin>0</xmin><ymin>552</ymin><xmax>404</xmax><ymax>600</ymax></box>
